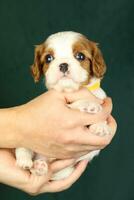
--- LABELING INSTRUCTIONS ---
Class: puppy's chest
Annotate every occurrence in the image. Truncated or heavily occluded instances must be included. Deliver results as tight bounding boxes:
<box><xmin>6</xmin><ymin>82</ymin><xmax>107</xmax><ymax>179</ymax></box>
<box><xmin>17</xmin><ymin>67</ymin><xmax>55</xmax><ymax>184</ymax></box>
<box><xmin>85</xmin><ymin>78</ymin><xmax>107</xmax><ymax>99</ymax></box>
<box><xmin>90</xmin><ymin>87</ymin><xmax>107</xmax><ymax>99</ymax></box>
<box><xmin>68</xmin><ymin>86</ymin><xmax>106</xmax><ymax>114</ymax></box>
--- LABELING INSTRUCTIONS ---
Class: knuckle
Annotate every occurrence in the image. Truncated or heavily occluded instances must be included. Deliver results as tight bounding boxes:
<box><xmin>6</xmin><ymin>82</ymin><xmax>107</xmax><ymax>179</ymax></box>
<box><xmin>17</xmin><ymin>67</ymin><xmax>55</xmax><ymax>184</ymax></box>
<box><xmin>60</xmin><ymin>184</ymin><xmax>72</xmax><ymax>191</ymax></box>
<box><xmin>60</xmin><ymin>134</ymin><xmax>69</xmax><ymax>144</ymax></box>
<box><xmin>82</xmin><ymin>87</ymin><xmax>89</xmax><ymax>94</ymax></box>
<box><xmin>66</xmin><ymin>119</ymin><xmax>75</xmax><ymax>127</ymax></box>
<box><xmin>97</xmin><ymin>137</ymin><xmax>111</xmax><ymax>148</ymax></box>
<box><xmin>66</xmin><ymin>136</ymin><xmax>75</xmax><ymax>144</ymax></box>
<box><xmin>99</xmin><ymin>111</ymin><xmax>108</xmax><ymax>121</ymax></box>
<box><xmin>62</xmin><ymin>134</ymin><xmax>73</xmax><ymax>144</ymax></box>
<box><xmin>65</xmin><ymin>183</ymin><xmax>73</xmax><ymax>190</ymax></box>
<box><xmin>25</xmin><ymin>187</ymin><xmax>40</xmax><ymax>196</ymax></box>
<box><xmin>28</xmin><ymin>192</ymin><xmax>38</xmax><ymax>196</ymax></box>
<box><xmin>103</xmin><ymin>138</ymin><xmax>111</xmax><ymax>146</ymax></box>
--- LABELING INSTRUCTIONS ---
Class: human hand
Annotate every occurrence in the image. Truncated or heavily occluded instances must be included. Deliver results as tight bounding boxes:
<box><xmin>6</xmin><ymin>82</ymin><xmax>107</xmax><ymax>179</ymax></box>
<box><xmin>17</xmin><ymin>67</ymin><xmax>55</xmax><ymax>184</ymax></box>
<box><xmin>13</xmin><ymin>88</ymin><xmax>116</xmax><ymax>159</ymax></box>
<box><xmin>0</xmin><ymin>149</ymin><xmax>88</xmax><ymax>195</ymax></box>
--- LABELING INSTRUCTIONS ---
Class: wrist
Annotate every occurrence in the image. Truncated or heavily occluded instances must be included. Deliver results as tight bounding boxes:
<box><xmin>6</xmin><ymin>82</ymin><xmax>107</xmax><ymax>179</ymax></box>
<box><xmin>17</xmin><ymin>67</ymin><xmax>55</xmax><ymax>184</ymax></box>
<box><xmin>0</xmin><ymin>107</ymin><xmax>23</xmax><ymax>148</ymax></box>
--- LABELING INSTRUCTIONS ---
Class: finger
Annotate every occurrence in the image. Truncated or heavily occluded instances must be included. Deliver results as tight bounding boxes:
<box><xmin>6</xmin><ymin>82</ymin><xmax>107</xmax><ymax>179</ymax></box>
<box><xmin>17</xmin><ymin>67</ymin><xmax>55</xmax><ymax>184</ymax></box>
<box><xmin>63</xmin><ymin>143</ymin><xmax>102</xmax><ymax>154</ymax></box>
<box><xmin>70</xmin><ymin>115</ymin><xmax>116</xmax><ymax>148</ymax></box>
<box><xmin>72</xmin><ymin>116</ymin><xmax>117</xmax><ymax>156</ymax></box>
<box><xmin>64</xmin><ymin>88</ymin><xmax>103</xmax><ymax>104</ymax></box>
<box><xmin>24</xmin><ymin>171</ymin><xmax>52</xmax><ymax>195</ymax></box>
<box><xmin>50</xmin><ymin>159</ymin><xmax>76</xmax><ymax>173</ymax></box>
<box><xmin>0</xmin><ymin>149</ymin><xmax>53</xmax><ymax>195</ymax></box>
<box><xmin>39</xmin><ymin>160</ymin><xmax>88</xmax><ymax>193</ymax></box>
<box><xmin>67</xmin><ymin>126</ymin><xmax>113</xmax><ymax>147</ymax></box>
<box><xmin>67</xmin><ymin>97</ymin><xmax>112</xmax><ymax>126</ymax></box>
<box><xmin>107</xmin><ymin>115</ymin><xmax>117</xmax><ymax>137</ymax></box>
<box><xmin>103</xmin><ymin>97</ymin><xmax>113</xmax><ymax>113</ymax></box>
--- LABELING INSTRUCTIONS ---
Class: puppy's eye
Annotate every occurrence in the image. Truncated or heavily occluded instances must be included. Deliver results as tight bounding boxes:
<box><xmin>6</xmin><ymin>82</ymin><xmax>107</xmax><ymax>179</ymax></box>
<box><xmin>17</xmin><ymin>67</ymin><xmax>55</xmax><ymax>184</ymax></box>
<box><xmin>45</xmin><ymin>54</ymin><xmax>54</xmax><ymax>63</ymax></box>
<box><xmin>75</xmin><ymin>52</ymin><xmax>85</xmax><ymax>61</ymax></box>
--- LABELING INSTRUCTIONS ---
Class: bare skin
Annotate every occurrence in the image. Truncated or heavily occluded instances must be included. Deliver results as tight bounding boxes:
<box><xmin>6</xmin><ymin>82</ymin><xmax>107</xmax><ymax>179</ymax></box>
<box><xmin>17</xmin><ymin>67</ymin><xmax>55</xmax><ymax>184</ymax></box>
<box><xmin>0</xmin><ymin>88</ymin><xmax>116</xmax><ymax>159</ymax></box>
<box><xmin>0</xmin><ymin>149</ymin><xmax>89</xmax><ymax>195</ymax></box>
<box><xmin>0</xmin><ymin>116</ymin><xmax>116</xmax><ymax>194</ymax></box>
<box><xmin>0</xmin><ymin>88</ymin><xmax>117</xmax><ymax>194</ymax></box>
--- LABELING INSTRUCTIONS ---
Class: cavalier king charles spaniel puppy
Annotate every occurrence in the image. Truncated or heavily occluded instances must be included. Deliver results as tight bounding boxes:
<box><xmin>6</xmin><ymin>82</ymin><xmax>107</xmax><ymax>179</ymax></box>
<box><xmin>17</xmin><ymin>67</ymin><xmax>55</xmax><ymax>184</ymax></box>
<box><xmin>15</xmin><ymin>31</ymin><xmax>112</xmax><ymax>180</ymax></box>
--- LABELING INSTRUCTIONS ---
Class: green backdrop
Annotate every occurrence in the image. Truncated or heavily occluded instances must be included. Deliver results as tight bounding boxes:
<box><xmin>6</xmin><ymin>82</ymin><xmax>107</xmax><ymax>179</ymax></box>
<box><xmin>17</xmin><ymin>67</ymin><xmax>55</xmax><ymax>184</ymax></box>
<box><xmin>0</xmin><ymin>0</ymin><xmax>134</xmax><ymax>199</ymax></box>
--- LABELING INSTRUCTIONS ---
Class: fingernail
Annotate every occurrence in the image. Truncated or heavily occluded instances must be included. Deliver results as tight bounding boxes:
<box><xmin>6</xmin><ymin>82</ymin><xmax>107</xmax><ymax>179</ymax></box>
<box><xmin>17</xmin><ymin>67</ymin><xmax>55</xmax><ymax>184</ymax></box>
<box><xmin>84</xmin><ymin>159</ymin><xmax>89</xmax><ymax>164</ymax></box>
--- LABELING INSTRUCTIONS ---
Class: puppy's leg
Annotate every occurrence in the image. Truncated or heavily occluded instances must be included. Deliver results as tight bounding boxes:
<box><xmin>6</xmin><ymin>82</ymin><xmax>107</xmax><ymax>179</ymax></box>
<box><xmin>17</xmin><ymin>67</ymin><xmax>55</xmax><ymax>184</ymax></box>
<box><xmin>15</xmin><ymin>148</ymin><xmax>34</xmax><ymax>169</ymax></box>
<box><xmin>52</xmin><ymin>150</ymin><xmax>101</xmax><ymax>181</ymax></box>
<box><xmin>52</xmin><ymin>166</ymin><xmax>74</xmax><ymax>181</ymax></box>
<box><xmin>90</xmin><ymin>122</ymin><xmax>112</xmax><ymax>137</ymax></box>
<box><xmin>69</xmin><ymin>99</ymin><xmax>111</xmax><ymax>136</ymax></box>
<box><xmin>77</xmin><ymin>150</ymin><xmax>100</xmax><ymax>162</ymax></box>
<box><xmin>68</xmin><ymin>99</ymin><xmax>102</xmax><ymax>114</ymax></box>
<box><xmin>30</xmin><ymin>154</ymin><xmax>48</xmax><ymax>176</ymax></box>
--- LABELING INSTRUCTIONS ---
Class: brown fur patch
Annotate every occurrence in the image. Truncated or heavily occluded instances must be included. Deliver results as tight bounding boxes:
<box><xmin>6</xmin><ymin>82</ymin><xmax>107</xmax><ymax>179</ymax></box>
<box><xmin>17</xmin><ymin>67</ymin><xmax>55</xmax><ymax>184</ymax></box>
<box><xmin>73</xmin><ymin>39</ymin><xmax>91</xmax><ymax>85</ymax></box>
<box><xmin>41</xmin><ymin>48</ymin><xmax>54</xmax><ymax>73</ymax></box>
<box><xmin>31</xmin><ymin>43</ymin><xmax>54</xmax><ymax>82</ymax></box>
<box><xmin>31</xmin><ymin>34</ymin><xmax>106</xmax><ymax>84</ymax></box>
<box><xmin>73</xmin><ymin>35</ymin><xmax>106</xmax><ymax>85</ymax></box>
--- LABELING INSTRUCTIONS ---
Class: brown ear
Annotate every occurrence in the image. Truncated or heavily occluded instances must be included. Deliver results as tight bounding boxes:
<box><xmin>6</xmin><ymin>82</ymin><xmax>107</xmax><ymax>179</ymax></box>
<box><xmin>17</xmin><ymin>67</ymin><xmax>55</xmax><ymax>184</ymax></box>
<box><xmin>31</xmin><ymin>44</ymin><xmax>44</xmax><ymax>82</ymax></box>
<box><xmin>90</xmin><ymin>42</ymin><xmax>106</xmax><ymax>78</ymax></box>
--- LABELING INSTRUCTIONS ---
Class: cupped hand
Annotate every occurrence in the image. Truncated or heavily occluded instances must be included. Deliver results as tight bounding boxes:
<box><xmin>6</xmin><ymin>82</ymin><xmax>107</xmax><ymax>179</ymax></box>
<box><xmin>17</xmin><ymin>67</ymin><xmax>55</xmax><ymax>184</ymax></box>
<box><xmin>13</xmin><ymin>88</ymin><xmax>116</xmax><ymax>159</ymax></box>
<box><xmin>0</xmin><ymin>149</ymin><xmax>88</xmax><ymax>195</ymax></box>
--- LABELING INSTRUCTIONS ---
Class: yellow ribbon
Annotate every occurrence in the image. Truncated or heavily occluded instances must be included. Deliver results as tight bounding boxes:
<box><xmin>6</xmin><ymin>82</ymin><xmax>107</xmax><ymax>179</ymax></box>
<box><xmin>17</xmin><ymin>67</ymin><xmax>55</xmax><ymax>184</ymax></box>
<box><xmin>85</xmin><ymin>80</ymin><xmax>100</xmax><ymax>92</ymax></box>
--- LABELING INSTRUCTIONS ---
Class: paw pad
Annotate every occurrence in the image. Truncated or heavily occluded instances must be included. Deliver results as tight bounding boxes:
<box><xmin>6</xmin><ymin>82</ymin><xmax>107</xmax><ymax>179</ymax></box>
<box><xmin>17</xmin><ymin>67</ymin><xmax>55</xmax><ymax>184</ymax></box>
<box><xmin>30</xmin><ymin>159</ymin><xmax>48</xmax><ymax>176</ymax></box>
<box><xmin>90</xmin><ymin>123</ymin><xmax>112</xmax><ymax>137</ymax></box>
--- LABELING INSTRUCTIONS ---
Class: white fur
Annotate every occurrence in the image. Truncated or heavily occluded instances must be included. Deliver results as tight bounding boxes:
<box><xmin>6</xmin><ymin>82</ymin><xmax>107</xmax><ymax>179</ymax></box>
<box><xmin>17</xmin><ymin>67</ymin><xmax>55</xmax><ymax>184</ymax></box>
<box><xmin>45</xmin><ymin>32</ymin><xmax>88</xmax><ymax>91</ymax></box>
<box><xmin>15</xmin><ymin>148</ymin><xmax>34</xmax><ymax>169</ymax></box>
<box><xmin>51</xmin><ymin>85</ymin><xmax>111</xmax><ymax>181</ymax></box>
<box><xmin>45</xmin><ymin>57</ymin><xmax>88</xmax><ymax>92</ymax></box>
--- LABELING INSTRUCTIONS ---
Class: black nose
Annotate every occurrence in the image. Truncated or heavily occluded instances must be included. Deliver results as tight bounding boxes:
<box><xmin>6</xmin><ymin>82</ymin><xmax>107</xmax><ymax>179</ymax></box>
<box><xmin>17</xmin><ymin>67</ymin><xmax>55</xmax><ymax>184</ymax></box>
<box><xmin>59</xmin><ymin>63</ymin><xmax>68</xmax><ymax>73</ymax></box>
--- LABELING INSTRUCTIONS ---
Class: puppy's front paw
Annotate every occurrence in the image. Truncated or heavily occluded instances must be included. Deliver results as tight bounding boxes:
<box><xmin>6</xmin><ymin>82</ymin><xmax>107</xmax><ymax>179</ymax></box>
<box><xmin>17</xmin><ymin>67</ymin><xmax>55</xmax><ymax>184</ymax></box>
<box><xmin>90</xmin><ymin>122</ymin><xmax>112</xmax><ymax>137</ymax></box>
<box><xmin>82</xmin><ymin>102</ymin><xmax>102</xmax><ymax>114</ymax></box>
<box><xmin>30</xmin><ymin>159</ymin><xmax>48</xmax><ymax>176</ymax></box>
<box><xmin>16</xmin><ymin>157</ymin><xmax>33</xmax><ymax>170</ymax></box>
<box><xmin>69</xmin><ymin>100</ymin><xmax>102</xmax><ymax>114</ymax></box>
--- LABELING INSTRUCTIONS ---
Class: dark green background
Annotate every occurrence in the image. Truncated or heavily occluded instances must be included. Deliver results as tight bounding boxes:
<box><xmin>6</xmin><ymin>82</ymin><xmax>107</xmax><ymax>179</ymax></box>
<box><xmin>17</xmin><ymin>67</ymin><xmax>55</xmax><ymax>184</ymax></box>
<box><xmin>0</xmin><ymin>0</ymin><xmax>134</xmax><ymax>199</ymax></box>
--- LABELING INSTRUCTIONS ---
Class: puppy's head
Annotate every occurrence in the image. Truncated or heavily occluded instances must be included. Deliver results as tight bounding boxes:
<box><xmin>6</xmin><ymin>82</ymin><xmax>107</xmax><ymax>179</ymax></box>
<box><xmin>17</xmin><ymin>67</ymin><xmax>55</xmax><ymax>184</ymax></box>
<box><xmin>31</xmin><ymin>31</ymin><xmax>106</xmax><ymax>92</ymax></box>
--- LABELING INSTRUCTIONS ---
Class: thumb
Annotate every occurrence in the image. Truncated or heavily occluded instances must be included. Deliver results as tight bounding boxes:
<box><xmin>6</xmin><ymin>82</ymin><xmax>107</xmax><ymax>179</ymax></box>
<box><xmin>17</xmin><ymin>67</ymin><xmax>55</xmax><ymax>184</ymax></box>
<box><xmin>63</xmin><ymin>88</ymin><xmax>103</xmax><ymax>104</ymax></box>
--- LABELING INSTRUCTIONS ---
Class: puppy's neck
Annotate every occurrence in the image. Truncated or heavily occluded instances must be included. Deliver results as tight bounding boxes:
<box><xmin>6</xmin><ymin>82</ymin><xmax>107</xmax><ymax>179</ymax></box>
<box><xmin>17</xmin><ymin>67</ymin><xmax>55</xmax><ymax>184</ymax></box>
<box><xmin>84</xmin><ymin>78</ymin><xmax>101</xmax><ymax>92</ymax></box>
<box><xmin>48</xmin><ymin>77</ymin><xmax>101</xmax><ymax>93</ymax></box>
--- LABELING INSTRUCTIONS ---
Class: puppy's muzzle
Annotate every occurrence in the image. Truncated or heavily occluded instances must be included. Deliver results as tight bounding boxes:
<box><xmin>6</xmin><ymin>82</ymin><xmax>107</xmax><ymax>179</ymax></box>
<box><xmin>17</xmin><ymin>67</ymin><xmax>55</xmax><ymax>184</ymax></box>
<box><xmin>59</xmin><ymin>63</ymin><xmax>68</xmax><ymax>73</ymax></box>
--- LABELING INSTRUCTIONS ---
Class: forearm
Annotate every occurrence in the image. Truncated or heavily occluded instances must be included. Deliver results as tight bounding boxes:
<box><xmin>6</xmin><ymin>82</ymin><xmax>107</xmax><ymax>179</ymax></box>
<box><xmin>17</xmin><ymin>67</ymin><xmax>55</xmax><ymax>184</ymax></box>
<box><xmin>0</xmin><ymin>107</ymin><xmax>21</xmax><ymax>148</ymax></box>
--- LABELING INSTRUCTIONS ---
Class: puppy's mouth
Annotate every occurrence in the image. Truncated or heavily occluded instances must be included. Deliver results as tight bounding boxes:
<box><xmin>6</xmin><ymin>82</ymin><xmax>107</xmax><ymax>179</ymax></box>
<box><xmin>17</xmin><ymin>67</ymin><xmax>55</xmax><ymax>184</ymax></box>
<box><xmin>45</xmin><ymin>65</ymin><xmax>88</xmax><ymax>91</ymax></box>
<box><xmin>61</xmin><ymin>73</ymin><xmax>71</xmax><ymax>79</ymax></box>
<box><xmin>59</xmin><ymin>73</ymin><xmax>79</xmax><ymax>85</ymax></box>
<box><xmin>58</xmin><ymin>71</ymin><xmax>72</xmax><ymax>80</ymax></box>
